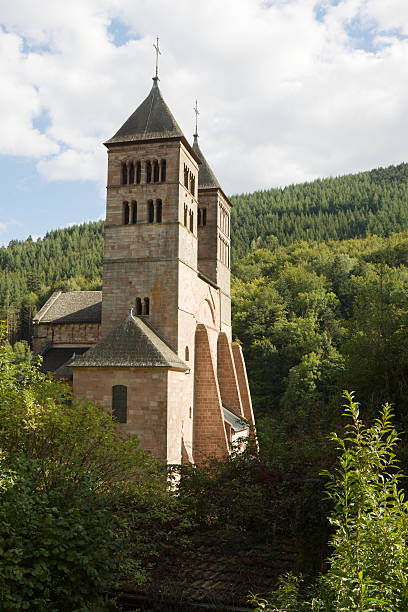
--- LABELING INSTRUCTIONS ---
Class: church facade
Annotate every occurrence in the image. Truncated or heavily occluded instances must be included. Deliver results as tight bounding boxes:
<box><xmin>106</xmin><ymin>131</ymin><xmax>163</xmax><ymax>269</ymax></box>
<box><xmin>33</xmin><ymin>71</ymin><xmax>255</xmax><ymax>465</ymax></box>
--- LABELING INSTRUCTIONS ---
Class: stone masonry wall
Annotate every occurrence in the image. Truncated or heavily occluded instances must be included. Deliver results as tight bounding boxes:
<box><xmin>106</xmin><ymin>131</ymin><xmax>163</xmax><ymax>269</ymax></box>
<box><xmin>32</xmin><ymin>322</ymin><xmax>101</xmax><ymax>353</ymax></box>
<box><xmin>73</xmin><ymin>366</ymin><xmax>169</xmax><ymax>461</ymax></box>
<box><xmin>217</xmin><ymin>333</ymin><xmax>244</xmax><ymax>418</ymax></box>
<box><xmin>193</xmin><ymin>324</ymin><xmax>229</xmax><ymax>463</ymax></box>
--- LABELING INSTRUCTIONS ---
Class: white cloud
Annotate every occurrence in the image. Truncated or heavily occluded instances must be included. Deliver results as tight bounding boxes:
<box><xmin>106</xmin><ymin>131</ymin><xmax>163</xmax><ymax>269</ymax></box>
<box><xmin>0</xmin><ymin>0</ymin><xmax>408</xmax><ymax>194</ymax></box>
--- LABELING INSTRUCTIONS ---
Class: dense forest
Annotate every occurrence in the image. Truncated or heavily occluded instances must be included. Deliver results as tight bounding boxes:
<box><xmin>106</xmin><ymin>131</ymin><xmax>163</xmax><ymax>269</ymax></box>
<box><xmin>230</xmin><ymin>162</ymin><xmax>408</xmax><ymax>260</ymax></box>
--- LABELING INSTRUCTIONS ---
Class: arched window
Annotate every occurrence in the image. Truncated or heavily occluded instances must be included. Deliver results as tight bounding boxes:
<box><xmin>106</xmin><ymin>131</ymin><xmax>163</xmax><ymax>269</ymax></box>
<box><xmin>136</xmin><ymin>297</ymin><xmax>142</xmax><ymax>315</ymax></box>
<box><xmin>136</xmin><ymin>161</ymin><xmax>141</xmax><ymax>184</ymax></box>
<box><xmin>184</xmin><ymin>165</ymin><xmax>189</xmax><ymax>188</ymax></box>
<box><xmin>189</xmin><ymin>210</ymin><xmax>194</xmax><ymax>232</ymax></box>
<box><xmin>153</xmin><ymin>160</ymin><xmax>160</xmax><ymax>182</ymax></box>
<box><xmin>122</xmin><ymin>163</ymin><xmax>128</xmax><ymax>185</ymax></box>
<box><xmin>198</xmin><ymin>208</ymin><xmax>202</xmax><ymax>226</ymax></box>
<box><xmin>123</xmin><ymin>201</ymin><xmax>129</xmax><ymax>225</ymax></box>
<box><xmin>185</xmin><ymin>346</ymin><xmax>189</xmax><ymax>361</ymax></box>
<box><xmin>191</xmin><ymin>175</ymin><xmax>195</xmax><ymax>197</ymax></box>
<box><xmin>129</xmin><ymin>162</ymin><xmax>135</xmax><ymax>184</ymax></box>
<box><xmin>131</xmin><ymin>201</ymin><xmax>137</xmax><ymax>224</ymax></box>
<box><xmin>156</xmin><ymin>199</ymin><xmax>162</xmax><ymax>223</ymax></box>
<box><xmin>161</xmin><ymin>159</ymin><xmax>166</xmax><ymax>182</ymax></box>
<box><xmin>184</xmin><ymin>205</ymin><xmax>188</xmax><ymax>227</ymax></box>
<box><xmin>148</xmin><ymin>200</ymin><xmax>154</xmax><ymax>223</ymax></box>
<box><xmin>203</xmin><ymin>208</ymin><xmax>207</xmax><ymax>226</ymax></box>
<box><xmin>143</xmin><ymin>297</ymin><xmax>150</xmax><ymax>315</ymax></box>
<box><xmin>146</xmin><ymin>161</ymin><xmax>152</xmax><ymax>183</ymax></box>
<box><xmin>112</xmin><ymin>385</ymin><xmax>127</xmax><ymax>423</ymax></box>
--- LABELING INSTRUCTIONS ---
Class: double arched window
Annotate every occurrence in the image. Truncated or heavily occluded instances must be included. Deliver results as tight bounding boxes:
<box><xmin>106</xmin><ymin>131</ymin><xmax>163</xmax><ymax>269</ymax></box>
<box><xmin>123</xmin><ymin>201</ymin><xmax>137</xmax><ymax>225</ymax></box>
<box><xmin>135</xmin><ymin>297</ymin><xmax>150</xmax><ymax>315</ymax></box>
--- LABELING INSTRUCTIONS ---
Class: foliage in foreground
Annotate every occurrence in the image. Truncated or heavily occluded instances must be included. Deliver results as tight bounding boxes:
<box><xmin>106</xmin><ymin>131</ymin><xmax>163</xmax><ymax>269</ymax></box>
<box><xmin>251</xmin><ymin>393</ymin><xmax>408</xmax><ymax>611</ymax></box>
<box><xmin>0</xmin><ymin>330</ymin><xmax>183</xmax><ymax>611</ymax></box>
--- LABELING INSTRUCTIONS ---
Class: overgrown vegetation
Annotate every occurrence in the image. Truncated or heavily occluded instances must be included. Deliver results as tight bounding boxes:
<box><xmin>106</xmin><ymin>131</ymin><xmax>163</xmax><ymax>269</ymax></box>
<box><xmin>251</xmin><ymin>394</ymin><xmax>408</xmax><ymax>611</ymax></box>
<box><xmin>0</xmin><ymin>330</ymin><xmax>185</xmax><ymax>611</ymax></box>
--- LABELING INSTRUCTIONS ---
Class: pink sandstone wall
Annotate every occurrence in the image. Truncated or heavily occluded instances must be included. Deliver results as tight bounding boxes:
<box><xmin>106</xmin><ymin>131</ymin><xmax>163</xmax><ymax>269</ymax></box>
<box><xmin>73</xmin><ymin>366</ymin><xmax>169</xmax><ymax>461</ymax></box>
<box><xmin>32</xmin><ymin>322</ymin><xmax>101</xmax><ymax>353</ymax></box>
<box><xmin>217</xmin><ymin>333</ymin><xmax>244</xmax><ymax>418</ymax></box>
<box><xmin>193</xmin><ymin>324</ymin><xmax>229</xmax><ymax>463</ymax></box>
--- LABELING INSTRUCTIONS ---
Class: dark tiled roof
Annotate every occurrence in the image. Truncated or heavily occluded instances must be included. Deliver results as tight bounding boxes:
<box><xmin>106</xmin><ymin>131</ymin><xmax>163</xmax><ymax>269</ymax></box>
<box><xmin>33</xmin><ymin>291</ymin><xmax>102</xmax><ymax>324</ymax></box>
<box><xmin>40</xmin><ymin>347</ymin><xmax>90</xmax><ymax>374</ymax></box>
<box><xmin>72</xmin><ymin>313</ymin><xmax>188</xmax><ymax>370</ymax></box>
<box><xmin>223</xmin><ymin>406</ymin><xmax>248</xmax><ymax>432</ymax></box>
<box><xmin>105</xmin><ymin>79</ymin><xmax>185</xmax><ymax>145</ymax></box>
<box><xmin>192</xmin><ymin>136</ymin><xmax>221</xmax><ymax>190</ymax></box>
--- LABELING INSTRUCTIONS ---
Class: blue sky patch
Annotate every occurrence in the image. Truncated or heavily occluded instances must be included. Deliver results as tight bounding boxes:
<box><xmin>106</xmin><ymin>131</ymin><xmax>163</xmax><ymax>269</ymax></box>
<box><xmin>32</xmin><ymin>109</ymin><xmax>52</xmax><ymax>134</ymax></box>
<box><xmin>107</xmin><ymin>18</ymin><xmax>140</xmax><ymax>47</ymax></box>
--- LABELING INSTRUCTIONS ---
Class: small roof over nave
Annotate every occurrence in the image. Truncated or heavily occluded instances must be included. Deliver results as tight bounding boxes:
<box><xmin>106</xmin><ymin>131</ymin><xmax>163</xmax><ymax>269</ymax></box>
<box><xmin>72</xmin><ymin>312</ymin><xmax>188</xmax><ymax>371</ymax></box>
<box><xmin>33</xmin><ymin>291</ymin><xmax>102</xmax><ymax>324</ymax></box>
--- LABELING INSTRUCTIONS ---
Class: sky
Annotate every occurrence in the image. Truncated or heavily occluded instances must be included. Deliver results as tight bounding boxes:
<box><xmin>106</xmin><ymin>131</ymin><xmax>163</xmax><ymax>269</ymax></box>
<box><xmin>0</xmin><ymin>0</ymin><xmax>408</xmax><ymax>245</ymax></box>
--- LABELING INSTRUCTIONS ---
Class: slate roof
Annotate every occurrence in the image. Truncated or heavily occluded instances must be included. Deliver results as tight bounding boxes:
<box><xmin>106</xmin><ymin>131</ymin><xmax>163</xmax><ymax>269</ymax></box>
<box><xmin>223</xmin><ymin>406</ymin><xmax>248</xmax><ymax>433</ymax></box>
<box><xmin>72</xmin><ymin>313</ymin><xmax>188</xmax><ymax>370</ymax></box>
<box><xmin>192</xmin><ymin>136</ymin><xmax>221</xmax><ymax>190</ymax></box>
<box><xmin>105</xmin><ymin>78</ymin><xmax>185</xmax><ymax>145</ymax></box>
<box><xmin>33</xmin><ymin>291</ymin><xmax>102</xmax><ymax>324</ymax></box>
<box><xmin>40</xmin><ymin>347</ymin><xmax>90</xmax><ymax>375</ymax></box>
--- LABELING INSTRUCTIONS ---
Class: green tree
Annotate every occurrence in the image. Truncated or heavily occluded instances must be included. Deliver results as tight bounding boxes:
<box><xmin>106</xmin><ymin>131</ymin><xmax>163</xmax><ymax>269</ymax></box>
<box><xmin>0</xmin><ymin>328</ymin><xmax>169</xmax><ymax>611</ymax></box>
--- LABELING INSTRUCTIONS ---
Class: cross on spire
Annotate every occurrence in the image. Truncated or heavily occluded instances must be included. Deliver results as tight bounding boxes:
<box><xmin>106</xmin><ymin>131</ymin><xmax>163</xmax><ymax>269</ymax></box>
<box><xmin>153</xmin><ymin>35</ymin><xmax>161</xmax><ymax>80</ymax></box>
<box><xmin>194</xmin><ymin>99</ymin><xmax>199</xmax><ymax>140</ymax></box>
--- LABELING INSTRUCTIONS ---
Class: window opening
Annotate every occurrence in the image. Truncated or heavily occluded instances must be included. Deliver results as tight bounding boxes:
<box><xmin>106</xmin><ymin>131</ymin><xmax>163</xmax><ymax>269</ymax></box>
<box><xmin>153</xmin><ymin>160</ymin><xmax>160</xmax><ymax>182</ymax></box>
<box><xmin>184</xmin><ymin>165</ymin><xmax>189</xmax><ymax>188</ymax></box>
<box><xmin>129</xmin><ymin>162</ymin><xmax>134</xmax><ymax>184</ymax></box>
<box><xmin>143</xmin><ymin>297</ymin><xmax>150</xmax><ymax>315</ymax></box>
<box><xmin>198</xmin><ymin>208</ymin><xmax>201</xmax><ymax>226</ymax></box>
<box><xmin>122</xmin><ymin>163</ymin><xmax>128</xmax><ymax>185</ymax></box>
<box><xmin>185</xmin><ymin>346</ymin><xmax>189</xmax><ymax>361</ymax></box>
<box><xmin>112</xmin><ymin>385</ymin><xmax>127</xmax><ymax>423</ymax></box>
<box><xmin>131</xmin><ymin>201</ymin><xmax>137</xmax><ymax>224</ymax></box>
<box><xmin>189</xmin><ymin>210</ymin><xmax>194</xmax><ymax>232</ymax></box>
<box><xmin>148</xmin><ymin>200</ymin><xmax>154</xmax><ymax>223</ymax></box>
<box><xmin>191</xmin><ymin>175</ymin><xmax>195</xmax><ymax>196</ymax></box>
<box><xmin>136</xmin><ymin>161</ymin><xmax>141</xmax><ymax>184</ymax></box>
<box><xmin>161</xmin><ymin>159</ymin><xmax>166</xmax><ymax>182</ymax></box>
<box><xmin>136</xmin><ymin>297</ymin><xmax>142</xmax><ymax>315</ymax></box>
<box><xmin>203</xmin><ymin>208</ymin><xmax>207</xmax><ymax>226</ymax></box>
<box><xmin>184</xmin><ymin>205</ymin><xmax>188</xmax><ymax>227</ymax></box>
<box><xmin>123</xmin><ymin>201</ymin><xmax>129</xmax><ymax>225</ymax></box>
<box><xmin>156</xmin><ymin>199</ymin><xmax>162</xmax><ymax>223</ymax></box>
<box><xmin>146</xmin><ymin>161</ymin><xmax>152</xmax><ymax>183</ymax></box>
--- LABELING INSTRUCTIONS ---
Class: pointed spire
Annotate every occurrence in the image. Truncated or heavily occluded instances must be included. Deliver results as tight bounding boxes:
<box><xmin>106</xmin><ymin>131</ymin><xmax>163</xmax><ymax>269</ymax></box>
<box><xmin>194</xmin><ymin>99</ymin><xmax>199</xmax><ymax>142</ymax></box>
<box><xmin>191</xmin><ymin>106</ymin><xmax>221</xmax><ymax>190</ymax></box>
<box><xmin>153</xmin><ymin>35</ymin><xmax>161</xmax><ymax>87</ymax></box>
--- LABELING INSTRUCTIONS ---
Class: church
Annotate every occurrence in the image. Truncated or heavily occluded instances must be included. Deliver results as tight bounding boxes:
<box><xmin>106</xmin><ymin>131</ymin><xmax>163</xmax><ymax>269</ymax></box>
<box><xmin>32</xmin><ymin>55</ymin><xmax>255</xmax><ymax>465</ymax></box>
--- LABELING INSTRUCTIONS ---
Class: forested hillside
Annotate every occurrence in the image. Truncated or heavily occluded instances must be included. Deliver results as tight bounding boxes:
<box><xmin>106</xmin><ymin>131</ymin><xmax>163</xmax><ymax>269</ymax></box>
<box><xmin>1</xmin><ymin>161</ymin><xmax>408</xmax><ymax>419</ymax></box>
<box><xmin>231</xmin><ymin>162</ymin><xmax>408</xmax><ymax>260</ymax></box>
<box><xmin>0</xmin><ymin>221</ymin><xmax>104</xmax><ymax>342</ymax></box>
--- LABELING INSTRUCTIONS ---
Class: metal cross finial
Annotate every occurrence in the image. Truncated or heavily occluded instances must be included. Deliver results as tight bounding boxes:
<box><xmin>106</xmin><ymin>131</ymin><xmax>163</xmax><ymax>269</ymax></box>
<box><xmin>194</xmin><ymin>99</ymin><xmax>199</xmax><ymax>137</ymax></box>
<box><xmin>153</xmin><ymin>35</ymin><xmax>161</xmax><ymax>79</ymax></box>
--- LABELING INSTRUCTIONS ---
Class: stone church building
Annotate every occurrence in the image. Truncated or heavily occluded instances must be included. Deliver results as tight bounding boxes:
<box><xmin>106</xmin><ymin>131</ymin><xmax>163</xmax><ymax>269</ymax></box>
<box><xmin>32</xmin><ymin>70</ymin><xmax>255</xmax><ymax>465</ymax></box>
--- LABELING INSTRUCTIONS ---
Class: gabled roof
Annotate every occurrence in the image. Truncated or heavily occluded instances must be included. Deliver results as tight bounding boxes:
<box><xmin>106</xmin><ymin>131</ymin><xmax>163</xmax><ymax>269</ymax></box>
<box><xmin>33</xmin><ymin>291</ymin><xmax>102</xmax><ymax>324</ymax></box>
<box><xmin>72</xmin><ymin>313</ymin><xmax>188</xmax><ymax>370</ymax></box>
<box><xmin>105</xmin><ymin>78</ymin><xmax>185</xmax><ymax>145</ymax></box>
<box><xmin>192</xmin><ymin>136</ymin><xmax>221</xmax><ymax>190</ymax></box>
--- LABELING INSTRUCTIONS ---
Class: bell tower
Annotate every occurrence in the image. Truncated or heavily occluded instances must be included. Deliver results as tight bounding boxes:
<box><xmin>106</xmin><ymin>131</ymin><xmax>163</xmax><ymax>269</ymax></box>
<box><xmin>101</xmin><ymin>71</ymin><xmax>201</xmax><ymax>352</ymax></box>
